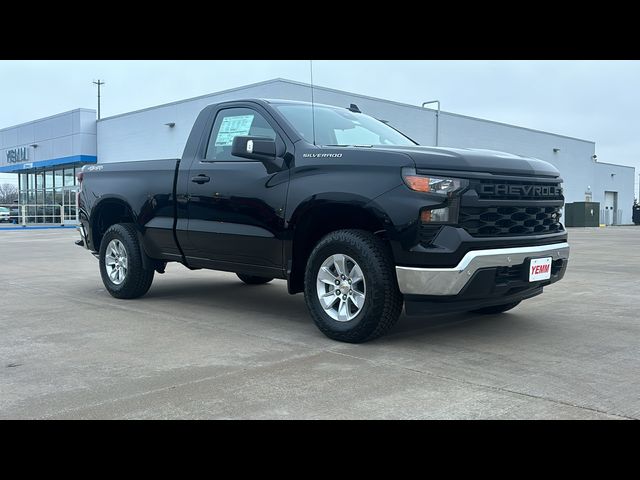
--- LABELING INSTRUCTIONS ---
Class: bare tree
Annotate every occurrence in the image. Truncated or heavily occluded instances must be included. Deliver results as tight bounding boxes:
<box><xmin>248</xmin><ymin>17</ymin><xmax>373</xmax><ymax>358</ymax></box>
<box><xmin>0</xmin><ymin>183</ymin><xmax>18</xmax><ymax>204</ymax></box>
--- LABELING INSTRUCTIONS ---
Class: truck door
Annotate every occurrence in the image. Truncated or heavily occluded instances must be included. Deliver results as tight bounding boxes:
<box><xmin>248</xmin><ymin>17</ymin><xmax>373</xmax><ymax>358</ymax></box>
<box><xmin>180</xmin><ymin>104</ymin><xmax>290</xmax><ymax>276</ymax></box>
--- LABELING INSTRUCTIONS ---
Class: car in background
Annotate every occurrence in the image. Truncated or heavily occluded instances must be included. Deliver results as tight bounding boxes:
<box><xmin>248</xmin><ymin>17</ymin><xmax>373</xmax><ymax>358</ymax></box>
<box><xmin>0</xmin><ymin>207</ymin><xmax>12</xmax><ymax>223</ymax></box>
<box><xmin>9</xmin><ymin>205</ymin><xmax>20</xmax><ymax>224</ymax></box>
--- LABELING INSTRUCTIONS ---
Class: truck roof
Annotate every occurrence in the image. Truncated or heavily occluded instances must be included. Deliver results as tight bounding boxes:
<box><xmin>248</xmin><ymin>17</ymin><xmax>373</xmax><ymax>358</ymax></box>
<box><xmin>261</xmin><ymin>98</ymin><xmax>350</xmax><ymax>110</ymax></box>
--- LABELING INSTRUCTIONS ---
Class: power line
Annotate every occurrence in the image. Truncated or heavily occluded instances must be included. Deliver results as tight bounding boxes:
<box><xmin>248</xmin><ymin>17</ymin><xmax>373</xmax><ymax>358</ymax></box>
<box><xmin>93</xmin><ymin>80</ymin><xmax>105</xmax><ymax>119</ymax></box>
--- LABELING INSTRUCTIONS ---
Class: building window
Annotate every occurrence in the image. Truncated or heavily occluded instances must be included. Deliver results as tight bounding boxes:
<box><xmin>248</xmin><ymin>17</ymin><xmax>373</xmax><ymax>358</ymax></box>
<box><xmin>54</xmin><ymin>188</ymin><xmax>63</xmax><ymax>206</ymax></box>
<box><xmin>45</xmin><ymin>171</ymin><xmax>53</xmax><ymax>190</ymax></box>
<box><xmin>55</xmin><ymin>169</ymin><xmax>63</xmax><ymax>189</ymax></box>
<box><xmin>13</xmin><ymin>164</ymin><xmax>87</xmax><ymax>224</ymax></box>
<box><xmin>35</xmin><ymin>172</ymin><xmax>44</xmax><ymax>190</ymax></box>
<box><xmin>64</xmin><ymin>168</ymin><xmax>75</xmax><ymax>187</ymax></box>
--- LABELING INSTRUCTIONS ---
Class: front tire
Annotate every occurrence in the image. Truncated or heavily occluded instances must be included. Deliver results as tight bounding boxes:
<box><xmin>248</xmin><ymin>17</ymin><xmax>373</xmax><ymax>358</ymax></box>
<box><xmin>99</xmin><ymin>223</ymin><xmax>155</xmax><ymax>299</ymax></box>
<box><xmin>304</xmin><ymin>229</ymin><xmax>402</xmax><ymax>343</ymax></box>
<box><xmin>236</xmin><ymin>273</ymin><xmax>273</xmax><ymax>285</ymax></box>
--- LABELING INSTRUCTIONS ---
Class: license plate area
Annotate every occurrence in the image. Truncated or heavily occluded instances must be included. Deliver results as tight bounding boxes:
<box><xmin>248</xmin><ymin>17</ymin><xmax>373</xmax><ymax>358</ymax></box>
<box><xmin>528</xmin><ymin>257</ymin><xmax>552</xmax><ymax>282</ymax></box>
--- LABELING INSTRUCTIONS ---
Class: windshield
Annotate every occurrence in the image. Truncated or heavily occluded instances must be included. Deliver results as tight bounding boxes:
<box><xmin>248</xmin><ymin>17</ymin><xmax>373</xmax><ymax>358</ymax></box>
<box><xmin>274</xmin><ymin>103</ymin><xmax>416</xmax><ymax>147</ymax></box>
<box><xmin>0</xmin><ymin>207</ymin><xmax>10</xmax><ymax>213</ymax></box>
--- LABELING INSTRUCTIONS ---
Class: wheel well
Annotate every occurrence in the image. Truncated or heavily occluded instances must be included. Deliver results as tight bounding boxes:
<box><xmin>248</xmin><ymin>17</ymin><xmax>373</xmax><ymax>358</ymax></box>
<box><xmin>288</xmin><ymin>204</ymin><xmax>387</xmax><ymax>294</ymax></box>
<box><xmin>91</xmin><ymin>200</ymin><xmax>135</xmax><ymax>251</ymax></box>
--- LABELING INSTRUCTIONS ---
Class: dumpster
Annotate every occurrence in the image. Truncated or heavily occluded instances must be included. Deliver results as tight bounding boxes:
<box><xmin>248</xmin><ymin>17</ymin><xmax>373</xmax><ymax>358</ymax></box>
<box><xmin>565</xmin><ymin>202</ymin><xmax>600</xmax><ymax>227</ymax></box>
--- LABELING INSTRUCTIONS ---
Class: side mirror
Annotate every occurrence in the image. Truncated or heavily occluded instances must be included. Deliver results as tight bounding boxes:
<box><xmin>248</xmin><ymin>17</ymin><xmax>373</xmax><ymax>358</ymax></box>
<box><xmin>231</xmin><ymin>136</ymin><xmax>283</xmax><ymax>172</ymax></box>
<box><xmin>231</xmin><ymin>135</ymin><xmax>275</xmax><ymax>159</ymax></box>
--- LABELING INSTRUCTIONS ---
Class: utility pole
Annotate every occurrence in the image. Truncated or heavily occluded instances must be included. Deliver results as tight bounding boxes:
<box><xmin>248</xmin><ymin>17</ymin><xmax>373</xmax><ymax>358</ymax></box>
<box><xmin>93</xmin><ymin>80</ymin><xmax>105</xmax><ymax>119</ymax></box>
<box><xmin>421</xmin><ymin>100</ymin><xmax>441</xmax><ymax>146</ymax></box>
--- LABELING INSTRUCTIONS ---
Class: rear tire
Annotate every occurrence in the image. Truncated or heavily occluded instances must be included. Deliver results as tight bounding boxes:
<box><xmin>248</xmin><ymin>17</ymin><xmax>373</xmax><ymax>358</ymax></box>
<box><xmin>236</xmin><ymin>273</ymin><xmax>273</xmax><ymax>285</ymax></box>
<box><xmin>99</xmin><ymin>223</ymin><xmax>155</xmax><ymax>299</ymax></box>
<box><xmin>304</xmin><ymin>229</ymin><xmax>402</xmax><ymax>343</ymax></box>
<box><xmin>471</xmin><ymin>301</ymin><xmax>521</xmax><ymax>314</ymax></box>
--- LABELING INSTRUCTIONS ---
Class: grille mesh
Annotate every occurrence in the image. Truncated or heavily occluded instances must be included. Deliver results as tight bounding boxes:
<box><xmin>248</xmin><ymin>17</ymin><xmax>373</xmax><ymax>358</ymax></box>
<box><xmin>460</xmin><ymin>206</ymin><xmax>563</xmax><ymax>237</ymax></box>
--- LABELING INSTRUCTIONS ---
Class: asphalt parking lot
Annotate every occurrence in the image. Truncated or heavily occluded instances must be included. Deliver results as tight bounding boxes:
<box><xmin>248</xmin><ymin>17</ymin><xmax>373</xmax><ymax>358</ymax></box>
<box><xmin>1</xmin><ymin>227</ymin><xmax>639</xmax><ymax>419</ymax></box>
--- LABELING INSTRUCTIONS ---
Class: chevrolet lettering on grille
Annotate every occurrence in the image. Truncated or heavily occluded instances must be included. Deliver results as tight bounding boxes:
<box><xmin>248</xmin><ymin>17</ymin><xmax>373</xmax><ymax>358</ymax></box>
<box><xmin>479</xmin><ymin>184</ymin><xmax>562</xmax><ymax>197</ymax></box>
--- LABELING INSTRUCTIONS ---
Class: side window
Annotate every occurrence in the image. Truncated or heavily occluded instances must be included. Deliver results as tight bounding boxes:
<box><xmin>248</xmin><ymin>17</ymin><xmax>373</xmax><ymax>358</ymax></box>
<box><xmin>205</xmin><ymin>107</ymin><xmax>276</xmax><ymax>161</ymax></box>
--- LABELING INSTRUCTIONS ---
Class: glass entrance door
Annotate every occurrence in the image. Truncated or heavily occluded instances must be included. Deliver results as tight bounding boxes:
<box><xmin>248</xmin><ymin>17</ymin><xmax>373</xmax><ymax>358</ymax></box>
<box><xmin>62</xmin><ymin>186</ymin><xmax>78</xmax><ymax>224</ymax></box>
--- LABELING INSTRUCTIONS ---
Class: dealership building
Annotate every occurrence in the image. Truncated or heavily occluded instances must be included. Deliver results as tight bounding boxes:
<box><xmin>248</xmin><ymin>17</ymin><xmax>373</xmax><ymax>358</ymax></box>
<box><xmin>0</xmin><ymin>78</ymin><xmax>636</xmax><ymax>224</ymax></box>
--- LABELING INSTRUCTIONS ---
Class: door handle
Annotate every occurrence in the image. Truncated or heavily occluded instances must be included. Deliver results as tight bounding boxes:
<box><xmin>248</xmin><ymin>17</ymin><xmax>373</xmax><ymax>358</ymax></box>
<box><xmin>191</xmin><ymin>174</ymin><xmax>210</xmax><ymax>184</ymax></box>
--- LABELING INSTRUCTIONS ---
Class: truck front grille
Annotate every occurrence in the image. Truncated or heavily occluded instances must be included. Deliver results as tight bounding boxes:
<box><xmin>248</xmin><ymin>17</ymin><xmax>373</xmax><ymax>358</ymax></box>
<box><xmin>459</xmin><ymin>206</ymin><xmax>563</xmax><ymax>237</ymax></box>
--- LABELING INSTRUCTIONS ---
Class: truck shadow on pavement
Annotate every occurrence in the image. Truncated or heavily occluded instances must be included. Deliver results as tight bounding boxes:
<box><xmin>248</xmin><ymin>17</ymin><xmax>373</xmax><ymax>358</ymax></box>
<box><xmin>145</xmin><ymin>278</ymin><xmax>311</xmax><ymax>325</ymax></box>
<box><xmin>141</xmin><ymin>276</ymin><xmax>520</xmax><ymax>342</ymax></box>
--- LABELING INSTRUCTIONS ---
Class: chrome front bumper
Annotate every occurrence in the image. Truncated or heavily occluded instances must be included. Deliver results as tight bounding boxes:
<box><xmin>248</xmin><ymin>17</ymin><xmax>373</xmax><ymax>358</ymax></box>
<box><xmin>396</xmin><ymin>242</ymin><xmax>570</xmax><ymax>296</ymax></box>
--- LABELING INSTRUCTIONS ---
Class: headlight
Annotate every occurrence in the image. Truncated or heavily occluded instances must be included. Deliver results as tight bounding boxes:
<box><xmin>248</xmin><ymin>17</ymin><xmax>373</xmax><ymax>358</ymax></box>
<box><xmin>402</xmin><ymin>168</ymin><xmax>467</xmax><ymax>195</ymax></box>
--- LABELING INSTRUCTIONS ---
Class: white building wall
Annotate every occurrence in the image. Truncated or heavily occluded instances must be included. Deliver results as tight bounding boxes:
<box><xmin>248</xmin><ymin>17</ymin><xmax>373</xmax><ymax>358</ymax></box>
<box><xmin>593</xmin><ymin>162</ymin><xmax>636</xmax><ymax>224</ymax></box>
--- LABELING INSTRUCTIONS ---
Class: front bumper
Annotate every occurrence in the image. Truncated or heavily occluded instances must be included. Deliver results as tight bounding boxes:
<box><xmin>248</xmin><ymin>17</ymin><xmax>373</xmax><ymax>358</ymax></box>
<box><xmin>396</xmin><ymin>242</ymin><xmax>570</xmax><ymax>296</ymax></box>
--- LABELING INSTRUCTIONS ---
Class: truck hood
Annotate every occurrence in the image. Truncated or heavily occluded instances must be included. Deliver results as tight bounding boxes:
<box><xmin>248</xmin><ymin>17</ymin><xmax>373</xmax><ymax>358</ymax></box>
<box><xmin>373</xmin><ymin>146</ymin><xmax>561</xmax><ymax>178</ymax></box>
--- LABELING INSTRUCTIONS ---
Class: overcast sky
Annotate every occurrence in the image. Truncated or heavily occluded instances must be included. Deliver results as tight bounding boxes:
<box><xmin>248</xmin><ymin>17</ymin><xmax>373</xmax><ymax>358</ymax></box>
<box><xmin>1</xmin><ymin>60</ymin><xmax>638</xmax><ymax>194</ymax></box>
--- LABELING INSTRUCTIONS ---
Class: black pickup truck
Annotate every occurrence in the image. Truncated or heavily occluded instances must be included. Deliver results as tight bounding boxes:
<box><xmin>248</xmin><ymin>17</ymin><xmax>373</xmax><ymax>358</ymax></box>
<box><xmin>77</xmin><ymin>99</ymin><xmax>570</xmax><ymax>343</ymax></box>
